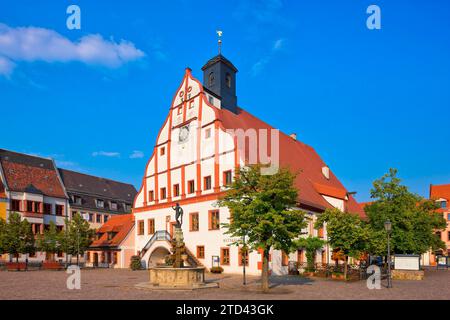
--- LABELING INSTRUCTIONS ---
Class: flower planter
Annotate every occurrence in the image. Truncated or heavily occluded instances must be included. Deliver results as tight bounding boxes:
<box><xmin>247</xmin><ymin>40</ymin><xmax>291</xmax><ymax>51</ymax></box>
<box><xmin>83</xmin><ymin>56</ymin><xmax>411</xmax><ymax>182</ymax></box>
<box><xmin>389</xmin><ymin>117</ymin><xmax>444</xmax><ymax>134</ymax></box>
<box><xmin>331</xmin><ymin>273</ymin><xmax>346</xmax><ymax>280</ymax></box>
<box><xmin>210</xmin><ymin>267</ymin><xmax>224</xmax><ymax>274</ymax></box>
<box><xmin>6</xmin><ymin>262</ymin><xmax>26</xmax><ymax>271</ymax></box>
<box><xmin>42</xmin><ymin>261</ymin><xmax>63</xmax><ymax>270</ymax></box>
<box><xmin>302</xmin><ymin>271</ymin><xmax>315</xmax><ymax>277</ymax></box>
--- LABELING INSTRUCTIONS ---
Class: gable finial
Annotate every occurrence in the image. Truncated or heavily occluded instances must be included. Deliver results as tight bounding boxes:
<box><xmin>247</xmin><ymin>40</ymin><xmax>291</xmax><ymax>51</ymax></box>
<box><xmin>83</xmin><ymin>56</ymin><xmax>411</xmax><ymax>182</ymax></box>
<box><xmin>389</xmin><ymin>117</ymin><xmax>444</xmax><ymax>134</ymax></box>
<box><xmin>216</xmin><ymin>30</ymin><xmax>223</xmax><ymax>54</ymax></box>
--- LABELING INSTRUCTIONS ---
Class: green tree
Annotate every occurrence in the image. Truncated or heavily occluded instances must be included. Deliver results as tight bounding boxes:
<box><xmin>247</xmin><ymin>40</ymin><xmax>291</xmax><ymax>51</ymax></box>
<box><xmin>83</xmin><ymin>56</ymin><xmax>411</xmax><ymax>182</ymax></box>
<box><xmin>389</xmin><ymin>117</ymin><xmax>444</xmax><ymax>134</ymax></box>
<box><xmin>293</xmin><ymin>236</ymin><xmax>325</xmax><ymax>272</ymax></box>
<box><xmin>36</xmin><ymin>221</ymin><xmax>61</xmax><ymax>261</ymax></box>
<box><xmin>3</xmin><ymin>212</ymin><xmax>36</xmax><ymax>269</ymax></box>
<box><xmin>21</xmin><ymin>219</ymin><xmax>35</xmax><ymax>269</ymax></box>
<box><xmin>4</xmin><ymin>212</ymin><xmax>24</xmax><ymax>265</ymax></box>
<box><xmin>315</xmin><ymin>208</ymin><xmax>367</xmax><ymax>279</ymax></box>
<box><xmin>58</xmin><ymin>218</ymin><xmax>72</xmax><ymax>267</ymax></box>
<box><xmin>67</xmin><ymin>213</ymin><xmax>93</xmax><ymax>265</ymax></box>
<box><xmin>365</xmin><ymin>168</ymin><xmax>446</xmax><ymax>254</ymax></box>
<box><xmin>0</xmin><ymin>218</ymin><xmax>6</xmax><ymax>254</ymax></box>
<box><xmin>217</xmin><ymin>165</ymin><xmax>306</xmax><ymax>292</ymax></box>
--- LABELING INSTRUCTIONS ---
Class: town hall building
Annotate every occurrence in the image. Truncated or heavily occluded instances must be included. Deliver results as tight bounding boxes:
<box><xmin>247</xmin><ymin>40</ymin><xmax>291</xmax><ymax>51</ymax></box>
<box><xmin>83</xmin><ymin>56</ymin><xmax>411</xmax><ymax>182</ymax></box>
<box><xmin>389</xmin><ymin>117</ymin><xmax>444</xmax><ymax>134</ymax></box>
<box><xmin>132</xmin><ymin>53</ymin><xmax>364</xmax><ymax>275</ymax></box>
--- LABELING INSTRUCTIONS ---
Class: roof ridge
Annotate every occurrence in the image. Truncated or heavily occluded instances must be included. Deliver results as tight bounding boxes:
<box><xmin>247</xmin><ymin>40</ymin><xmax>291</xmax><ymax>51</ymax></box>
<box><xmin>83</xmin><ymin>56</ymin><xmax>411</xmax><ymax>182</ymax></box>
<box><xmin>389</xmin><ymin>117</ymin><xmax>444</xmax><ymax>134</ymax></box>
<box><xmin>0</xmin><ymin>149</ymin><xmax>53</xmax><ymax>162</ymax></box>
<box><xmin>58</xmin><ymin>168</ymin><xmax>135</xmax><ymax>187</ymax></box>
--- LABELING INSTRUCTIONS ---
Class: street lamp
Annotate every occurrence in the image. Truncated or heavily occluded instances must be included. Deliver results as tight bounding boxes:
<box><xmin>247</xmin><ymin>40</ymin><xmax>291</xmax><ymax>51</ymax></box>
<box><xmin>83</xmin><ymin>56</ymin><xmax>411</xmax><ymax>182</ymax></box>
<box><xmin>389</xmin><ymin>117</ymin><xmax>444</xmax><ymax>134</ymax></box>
<box><xmin>384</xmin><ymin>220</ymin><xmax>392</xmax><ymax>288</ymax></box>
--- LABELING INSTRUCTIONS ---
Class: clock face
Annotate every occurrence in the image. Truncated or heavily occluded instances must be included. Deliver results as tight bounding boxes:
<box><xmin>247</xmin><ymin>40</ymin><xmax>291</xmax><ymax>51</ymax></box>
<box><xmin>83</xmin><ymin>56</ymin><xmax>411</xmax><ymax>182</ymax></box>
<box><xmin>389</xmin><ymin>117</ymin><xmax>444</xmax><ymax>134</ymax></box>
<box><xmin>179</xmin><ymin>125</ymin><xmax>190</xmax><ymax>143</ymax></box>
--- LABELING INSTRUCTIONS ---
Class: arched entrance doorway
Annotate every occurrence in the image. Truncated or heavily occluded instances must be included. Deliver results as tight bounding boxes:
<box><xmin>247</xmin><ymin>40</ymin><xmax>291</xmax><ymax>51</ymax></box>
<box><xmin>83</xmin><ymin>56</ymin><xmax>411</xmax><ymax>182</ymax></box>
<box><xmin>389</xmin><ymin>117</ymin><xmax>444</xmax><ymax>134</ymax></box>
<box><xmin>148</xmin><ymin>247</ymin><xmax>171</xmax><ymax>268</ymax></box>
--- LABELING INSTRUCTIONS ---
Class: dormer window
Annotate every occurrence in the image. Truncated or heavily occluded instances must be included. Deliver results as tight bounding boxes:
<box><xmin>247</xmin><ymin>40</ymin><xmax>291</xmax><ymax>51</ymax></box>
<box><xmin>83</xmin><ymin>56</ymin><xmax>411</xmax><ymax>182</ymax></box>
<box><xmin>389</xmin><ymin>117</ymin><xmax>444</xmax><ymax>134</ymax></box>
<box><xmin>73</xmin><ymin>195</ymin><xmax>82</xmax><ymax>205</ymax></box>
<box><xmin>441</xmin><ymin>201</ymin><xmax>447</xmax><ymax>209</ymax></box>
<box><xmin>96</xmin><ymin>199</ymin><xmax>104</xmax><ymax>208</ymax></box>
<box><xmin>322</xmin><ymin>166</ymin><xmax>330</xmax><ymax>180</ymax></box>
<box><xmin>225</xmin><ymin>73</ymin><xmax>231</xmax><ymax>88</ymax></box>
<box><xmin>208</xmin><ymin>72</ymin><xmax>215</xmax><ymax>86</ymax></box>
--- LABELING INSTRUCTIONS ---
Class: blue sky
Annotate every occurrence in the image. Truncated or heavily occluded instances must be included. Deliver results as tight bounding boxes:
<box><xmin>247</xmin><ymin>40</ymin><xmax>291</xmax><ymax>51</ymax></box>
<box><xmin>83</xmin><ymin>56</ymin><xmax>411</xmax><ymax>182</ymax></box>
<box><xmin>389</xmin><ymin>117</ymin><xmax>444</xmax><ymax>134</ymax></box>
<box><xmin>0</xmin><ymin>0</ymin><xmax>449</xmax><ymax>202</ymax></box>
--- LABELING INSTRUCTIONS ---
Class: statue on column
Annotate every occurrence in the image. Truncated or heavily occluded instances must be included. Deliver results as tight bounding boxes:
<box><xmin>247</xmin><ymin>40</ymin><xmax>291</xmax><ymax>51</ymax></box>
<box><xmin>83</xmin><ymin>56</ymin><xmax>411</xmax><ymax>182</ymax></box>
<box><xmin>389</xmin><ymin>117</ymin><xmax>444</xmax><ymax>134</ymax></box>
<box><xmin>172</xmin><ymin>203</ymin><xmax>184</xmax><ymax>228</ymax></box>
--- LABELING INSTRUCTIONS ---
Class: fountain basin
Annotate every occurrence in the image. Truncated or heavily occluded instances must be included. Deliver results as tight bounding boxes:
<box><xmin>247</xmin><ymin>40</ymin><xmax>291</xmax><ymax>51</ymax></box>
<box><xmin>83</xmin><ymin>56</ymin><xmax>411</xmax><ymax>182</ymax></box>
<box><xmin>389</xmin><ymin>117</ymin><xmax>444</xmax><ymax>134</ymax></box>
<box><xmin>135</xmin><ymin>266</ymin><xmax>219</xmax><ymax>290</ymax></box>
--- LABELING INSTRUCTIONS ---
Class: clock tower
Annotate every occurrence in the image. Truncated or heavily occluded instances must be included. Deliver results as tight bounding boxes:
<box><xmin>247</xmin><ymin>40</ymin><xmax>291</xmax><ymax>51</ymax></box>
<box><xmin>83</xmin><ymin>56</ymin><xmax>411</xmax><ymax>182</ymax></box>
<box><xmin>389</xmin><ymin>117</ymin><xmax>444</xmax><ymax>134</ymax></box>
<box><xmin>201</xmin><ymin>54</ymin><xmax>238</xmax><ymax>113</ymax></box>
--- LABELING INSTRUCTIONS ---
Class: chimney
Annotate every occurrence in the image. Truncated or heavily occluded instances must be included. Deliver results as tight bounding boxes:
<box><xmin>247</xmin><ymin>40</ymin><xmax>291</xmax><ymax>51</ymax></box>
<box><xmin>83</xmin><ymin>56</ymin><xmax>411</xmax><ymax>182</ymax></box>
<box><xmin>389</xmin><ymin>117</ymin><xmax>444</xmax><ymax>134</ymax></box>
<box><xmin>290</xmin><ymin>133</ymin><xmax>297</xmax><ymax>140</ymax></box>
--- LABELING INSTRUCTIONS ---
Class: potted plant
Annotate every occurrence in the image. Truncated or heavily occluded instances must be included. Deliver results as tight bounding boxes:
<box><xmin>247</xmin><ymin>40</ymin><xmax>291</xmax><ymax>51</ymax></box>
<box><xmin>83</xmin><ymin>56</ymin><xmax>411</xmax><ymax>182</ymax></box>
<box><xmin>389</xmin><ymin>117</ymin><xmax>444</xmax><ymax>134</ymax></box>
<box><xmin>130</xmin><ymin>255</ymin><xmax>142</xmax><ymax>271</ymax></box>
<box><xmin>210</xmin><ymin>266</ymin><xmax>224</xmax><ymax>274</ymax></box>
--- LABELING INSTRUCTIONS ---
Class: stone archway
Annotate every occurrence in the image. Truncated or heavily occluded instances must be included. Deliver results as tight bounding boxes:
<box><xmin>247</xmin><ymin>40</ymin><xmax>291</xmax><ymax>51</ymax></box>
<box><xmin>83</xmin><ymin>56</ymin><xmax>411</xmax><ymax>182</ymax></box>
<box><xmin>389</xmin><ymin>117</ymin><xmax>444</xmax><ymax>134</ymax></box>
<box><xmin>148</xmin><ymin>246</ymin><xmax>171</xmax><ymax>268</ymax></box>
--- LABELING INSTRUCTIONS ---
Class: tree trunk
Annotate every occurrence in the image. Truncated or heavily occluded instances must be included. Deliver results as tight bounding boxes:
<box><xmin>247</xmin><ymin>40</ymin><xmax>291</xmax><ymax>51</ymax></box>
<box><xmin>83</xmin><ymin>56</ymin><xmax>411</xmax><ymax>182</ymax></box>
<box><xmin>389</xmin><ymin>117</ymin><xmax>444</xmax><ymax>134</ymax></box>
<box><xmin>344</xmin><ymin>255</ymin><xmax>348</xmax><ymax>280</ymax></box>
<box><xmin>77</xmin><ymin>253</ymin><xmax>79</xmax><ymax>266</ymax></box>
<box><xmin>16</xmin><ymin>254</ymin><xmax>19</xmax><ymax>271</ymax></box>
<box><xmin>261</xmin><ymin>249</ymin><xmax>270</xmax><ymax>293</ymax></box>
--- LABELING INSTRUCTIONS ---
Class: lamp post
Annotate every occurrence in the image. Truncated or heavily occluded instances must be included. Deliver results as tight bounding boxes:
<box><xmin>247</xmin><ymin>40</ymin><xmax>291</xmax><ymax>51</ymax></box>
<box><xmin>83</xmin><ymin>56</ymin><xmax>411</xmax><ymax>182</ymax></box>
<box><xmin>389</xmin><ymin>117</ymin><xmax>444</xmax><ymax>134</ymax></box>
<box><xmin>384</xmin><ymin>220</ymin><xmax>392</xmax><ymax>288</ymax></box>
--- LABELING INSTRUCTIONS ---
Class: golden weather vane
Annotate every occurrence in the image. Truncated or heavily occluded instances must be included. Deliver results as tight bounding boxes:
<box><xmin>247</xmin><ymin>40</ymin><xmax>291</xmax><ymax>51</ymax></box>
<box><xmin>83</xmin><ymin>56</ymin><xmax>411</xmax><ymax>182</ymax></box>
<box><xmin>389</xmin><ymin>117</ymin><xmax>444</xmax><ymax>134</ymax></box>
<box><xmin>216</xmin><ymin>30</ymin><xmax>223</xmax><ymax>54</ymax></box>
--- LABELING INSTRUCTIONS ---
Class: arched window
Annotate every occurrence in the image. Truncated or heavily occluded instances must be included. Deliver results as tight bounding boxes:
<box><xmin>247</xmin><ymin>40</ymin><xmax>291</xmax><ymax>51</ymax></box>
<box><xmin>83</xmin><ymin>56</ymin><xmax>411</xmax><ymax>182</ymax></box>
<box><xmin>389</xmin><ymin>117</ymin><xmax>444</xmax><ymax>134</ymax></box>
<box><xmin>225</xmin><ymin>73</ymin><xmax>232</xmax><ymax>88</ymax></box>
<box><xmin>208</xmin><ymin>72</ymin><xmax>215</xmax><ymax>86</ymax></box>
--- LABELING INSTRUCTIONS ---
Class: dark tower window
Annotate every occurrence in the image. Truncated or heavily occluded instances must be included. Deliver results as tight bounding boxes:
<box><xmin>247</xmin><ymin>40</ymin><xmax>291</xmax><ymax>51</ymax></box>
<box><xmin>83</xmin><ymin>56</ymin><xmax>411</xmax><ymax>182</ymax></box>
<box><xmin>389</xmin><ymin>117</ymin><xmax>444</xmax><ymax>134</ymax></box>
<box><xmin>225</xmin><ymin>73</ymin><xmax>231</xmax><ymax>88</ymax></box>
<box><xmin>208</xmin><ymin>72</ymin><xmax>215</xmax><ymax>87</ymax></box>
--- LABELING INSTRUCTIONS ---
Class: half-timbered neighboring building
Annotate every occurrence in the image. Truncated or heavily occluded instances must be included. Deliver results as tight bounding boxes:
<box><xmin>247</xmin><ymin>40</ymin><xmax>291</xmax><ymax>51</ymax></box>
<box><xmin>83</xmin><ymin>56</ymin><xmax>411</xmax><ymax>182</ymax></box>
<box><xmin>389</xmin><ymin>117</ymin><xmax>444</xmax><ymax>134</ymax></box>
<box><xmin>133</xmin><ymin>53</ymin><xmax>364</xmax><ymax>275</ymax></box>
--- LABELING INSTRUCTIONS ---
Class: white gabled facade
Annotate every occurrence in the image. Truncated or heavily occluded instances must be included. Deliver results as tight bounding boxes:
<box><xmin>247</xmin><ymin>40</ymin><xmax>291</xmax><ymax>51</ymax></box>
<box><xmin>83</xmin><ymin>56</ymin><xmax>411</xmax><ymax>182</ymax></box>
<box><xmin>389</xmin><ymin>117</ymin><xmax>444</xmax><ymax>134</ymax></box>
<box><xmin>133</xmin><ymin>56</ymin><xmax>364</xmax><ymax>275</ymax></box>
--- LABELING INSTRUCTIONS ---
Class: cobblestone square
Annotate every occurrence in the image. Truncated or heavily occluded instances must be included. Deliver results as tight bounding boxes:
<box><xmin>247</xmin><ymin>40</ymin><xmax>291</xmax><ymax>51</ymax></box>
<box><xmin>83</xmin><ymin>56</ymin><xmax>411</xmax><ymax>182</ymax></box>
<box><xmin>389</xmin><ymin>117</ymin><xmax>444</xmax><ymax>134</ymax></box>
<box><xmin>0</xmin><ymin>268</ymin><xmax>449</xmax><ymax>300</ymax></box>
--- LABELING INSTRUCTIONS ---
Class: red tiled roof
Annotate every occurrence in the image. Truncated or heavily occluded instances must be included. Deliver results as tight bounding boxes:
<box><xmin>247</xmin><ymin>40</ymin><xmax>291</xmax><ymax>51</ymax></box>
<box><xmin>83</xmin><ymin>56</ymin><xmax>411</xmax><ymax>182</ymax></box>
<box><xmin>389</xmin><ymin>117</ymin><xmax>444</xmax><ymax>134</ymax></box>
<box><xmin>90</xmin><ymin>214</ymin><xmax>134</xmax><ymax>248</ymax></box>
<box><xmin>430</xmin><ymin>184</ymin><xmax>450</xmax><ymax>201</ymax></box>
<box><xmin>0</xmin><ymin>149</ymin><xmax>67</xmax><ymax>199</ymax></box>
<box><xmin>360</xmin><ymin>201</ymin><xmax>374</xmax><ymax>208</ymax></box>
<box><xmin>0</xmin><ymin>180</ymin><xmax>6</xmax><ymax>198</ymax></box>
<box><xmin>218</xmin><ymin>107</ymin><xmax>365</xmax><ymax>218</ymax></box>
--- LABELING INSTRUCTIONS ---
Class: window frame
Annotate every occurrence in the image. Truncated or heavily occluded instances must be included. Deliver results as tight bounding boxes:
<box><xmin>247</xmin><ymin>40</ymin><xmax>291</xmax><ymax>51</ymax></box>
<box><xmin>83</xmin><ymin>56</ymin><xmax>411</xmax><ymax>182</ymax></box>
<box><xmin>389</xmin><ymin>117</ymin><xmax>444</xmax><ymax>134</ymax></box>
<box><xmin>223</xmin><ymin>170</ymin><xmax>232</xmax><ymax>186</ymax></box>
<box><xmin>204</xmin><ymin>176</ymin><xmax>212</xmax><ymax>190</ymax></box>
<box><xmin>220</xmin><ymin>247</ymin><xmax>230</xmax><ymax>265</ymax></box>
<box><xmin>160</xmin><ymin>187</ymin><xmax>167</xmax><ymax>200</ymax></box>
<box><xmin>208</xmin><ymin>210</ymin><xmax>220</xmax><ymax>230</ymax></box>
<box><xmin>148</xmin><ymin>218</ymin><xmax>155</xmax><ymax>235</ymax></box>
<box><xmin>196</xmin><ymin>246</ymin><xmax>205</xmax><ymax>259</ymax></box>
<box><xmin>138</xmin><ymin>220</ymin><xmax>145</xmax><ymax>235</ymax></box>
<box><xmin>188</xmin><ymin>180</ymin><xmax>195</xmax><ymax>194</ymax></box>
<box><xmin>173</xmin><ymin>184</ymin><xmax>180</xmax><ymax>197</ymax></box>
<box><xmin>190</xmin><ymin>212</ymin><xmax>199</xmax><ymax>232</ymax></box>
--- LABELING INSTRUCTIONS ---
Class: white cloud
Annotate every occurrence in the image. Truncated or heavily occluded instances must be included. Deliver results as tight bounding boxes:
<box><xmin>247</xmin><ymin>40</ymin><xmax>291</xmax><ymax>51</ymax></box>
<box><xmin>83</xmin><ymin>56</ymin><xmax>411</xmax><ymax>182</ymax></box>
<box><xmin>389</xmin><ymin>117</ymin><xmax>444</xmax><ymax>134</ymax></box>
<box><xmin>92</xmin><ymin>151</ymin><xmax>120</xmax><ymax>158</ymax></box>
<box><xmin>0</xmin><ymin>23</ymin><xmax>145</xmax><ymax>76</ymax></box>
<box><xmin>252</xmin><ymin>38</ymin><xmax>286</xmax><ymax>76</ymax></box>
<box><xmin>0</xmin><ymin>55</ymin><xmax>14</xmax><ymax>76</ymax></box>
<box><xmin>129</xmin><ymin>150</ymin><xmax>144</xmax><ymax>159</ymax></box>
<box><xmin>273</xmin><ymin>38</ymin><xmax>284</xmax><ymax>50</ymax></box>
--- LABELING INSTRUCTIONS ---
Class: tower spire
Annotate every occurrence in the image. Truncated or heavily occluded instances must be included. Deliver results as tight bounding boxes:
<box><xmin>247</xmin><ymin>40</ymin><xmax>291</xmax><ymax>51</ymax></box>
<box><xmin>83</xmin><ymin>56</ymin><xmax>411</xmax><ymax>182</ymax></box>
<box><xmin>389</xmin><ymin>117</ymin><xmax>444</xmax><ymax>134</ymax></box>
<box><xmin>216</xmin><ymin>30</ymin><xmax>223</xmax><ymax>55</ymax></box>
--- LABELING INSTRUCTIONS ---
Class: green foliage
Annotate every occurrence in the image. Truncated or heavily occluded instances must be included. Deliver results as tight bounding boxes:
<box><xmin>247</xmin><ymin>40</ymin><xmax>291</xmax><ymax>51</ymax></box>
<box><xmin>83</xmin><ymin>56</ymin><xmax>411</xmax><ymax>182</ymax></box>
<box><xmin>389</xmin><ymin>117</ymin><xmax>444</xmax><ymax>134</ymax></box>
<box><xmin>365</xmin><ymin>168</ymin><xmax>446</xmax><ymax>254</ymax></box>
<box><xmin>58</xmin><ymin>214</ymin><xmax>93</xmax><ymax>262</ymax></box>
<box><xmin>217</xmin><ymin>165</ymin><xmax>306</xmax><ymax>291</ymax></box>
<box><xmin>130</xmin><ymin>255</ymin><xmax>142</xmax><ymax>270</ymax></box>
<box><xmin>66</xmin><ymin>213</ymin><xmax>94</xmax><ymax>256</ymax></box>
<box><xmin>315</xmin><ymin>209</ymin><xmax>367</xmax><ymax>259</ymax></box>
<box><xmin>0</xmin><ymin>218</ymin><xmax>6</xmax><ymax>254</ymax></box>
<box><xmin>315</xmin><ymin>208</ymin><xmax>368</xmax><ymax>279</ymax></box>
<box><xmin>36</xmin><ymin>221</ymin><xmax>61</xmax><ymax>260</ymax></box>
<box><xmin>2</xmin><ymin>212</ymin><xmax>36</xmax><ymax>261</ymax></box>
<box><xmin>294</xmin><ymin>236</ymin><xmax>325</xmax><ymax>271</ymax></box>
